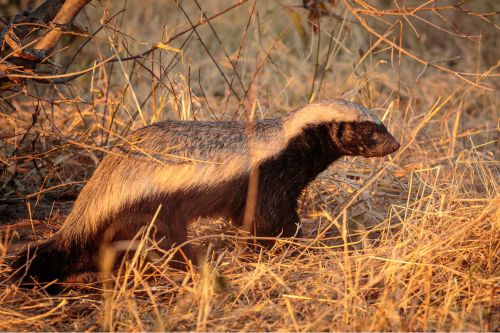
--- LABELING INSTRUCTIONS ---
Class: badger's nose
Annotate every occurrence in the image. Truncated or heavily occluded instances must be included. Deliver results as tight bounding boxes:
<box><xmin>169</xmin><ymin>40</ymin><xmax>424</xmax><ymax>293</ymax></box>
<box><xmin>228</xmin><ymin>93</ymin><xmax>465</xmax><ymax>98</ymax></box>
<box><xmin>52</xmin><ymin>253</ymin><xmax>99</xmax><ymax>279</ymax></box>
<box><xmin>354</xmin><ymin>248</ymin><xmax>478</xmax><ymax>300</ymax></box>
<box><xmin>392</xmin><ymin>141</ymin><xmax>400</xmax><ymax>152</ymax></box>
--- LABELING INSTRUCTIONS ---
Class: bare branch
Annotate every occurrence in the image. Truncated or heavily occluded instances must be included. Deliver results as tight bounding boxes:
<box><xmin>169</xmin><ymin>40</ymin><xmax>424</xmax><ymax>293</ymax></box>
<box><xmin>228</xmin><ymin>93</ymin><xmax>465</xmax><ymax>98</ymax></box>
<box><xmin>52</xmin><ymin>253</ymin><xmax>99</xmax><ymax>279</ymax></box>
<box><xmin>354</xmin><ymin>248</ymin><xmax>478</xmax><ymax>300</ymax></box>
<box><xmin>33</xmin><ymin>0</ymin><xmax>91</xmax><ymax>53</ymax></box>
<box><xmin>9</xmin><ymin>0</ymin><xmax>66</xmax><ymax>41</ymax></box>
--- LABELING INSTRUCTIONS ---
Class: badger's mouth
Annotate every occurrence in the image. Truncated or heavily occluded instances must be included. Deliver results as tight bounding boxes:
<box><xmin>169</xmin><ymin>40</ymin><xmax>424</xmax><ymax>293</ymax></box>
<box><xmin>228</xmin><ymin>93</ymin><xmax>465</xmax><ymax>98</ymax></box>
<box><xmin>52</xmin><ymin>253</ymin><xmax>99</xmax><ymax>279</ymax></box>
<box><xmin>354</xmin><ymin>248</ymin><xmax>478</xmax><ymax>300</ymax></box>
<box><xmin>364</xmin><ymin>136</ymin><xmax>400</xmax><ymax>157</ymax></box>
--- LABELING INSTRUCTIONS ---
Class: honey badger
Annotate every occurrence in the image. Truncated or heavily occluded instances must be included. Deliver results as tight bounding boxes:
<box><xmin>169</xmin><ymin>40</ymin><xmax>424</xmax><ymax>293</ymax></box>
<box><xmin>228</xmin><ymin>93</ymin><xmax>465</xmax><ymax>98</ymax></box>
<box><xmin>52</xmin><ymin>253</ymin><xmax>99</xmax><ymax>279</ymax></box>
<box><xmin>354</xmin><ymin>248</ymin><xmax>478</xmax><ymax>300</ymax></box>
<box><xmin>12</xmin><ymin>99</ymin><xmax>400</xmax><ymax>284</ymax></box>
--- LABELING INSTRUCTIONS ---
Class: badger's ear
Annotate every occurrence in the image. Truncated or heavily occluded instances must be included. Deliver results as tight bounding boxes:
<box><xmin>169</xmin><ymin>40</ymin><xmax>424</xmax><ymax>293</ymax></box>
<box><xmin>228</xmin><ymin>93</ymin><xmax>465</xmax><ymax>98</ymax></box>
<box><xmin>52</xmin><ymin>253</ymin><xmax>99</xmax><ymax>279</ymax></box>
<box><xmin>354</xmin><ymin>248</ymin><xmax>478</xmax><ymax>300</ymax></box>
<box><xmin>337</xmin><ymin>122</ymin><xmax>355</xmax><ymax>144</ymax></box>
<box><xmin>329</xmin><ymin>122</ymin><xmax>345</xmax><ymax>143</ymax></box>
<box><xmin>337</xmin><ymin>122</ymin><xmax>346</xmax><ymax>139</ymax></box>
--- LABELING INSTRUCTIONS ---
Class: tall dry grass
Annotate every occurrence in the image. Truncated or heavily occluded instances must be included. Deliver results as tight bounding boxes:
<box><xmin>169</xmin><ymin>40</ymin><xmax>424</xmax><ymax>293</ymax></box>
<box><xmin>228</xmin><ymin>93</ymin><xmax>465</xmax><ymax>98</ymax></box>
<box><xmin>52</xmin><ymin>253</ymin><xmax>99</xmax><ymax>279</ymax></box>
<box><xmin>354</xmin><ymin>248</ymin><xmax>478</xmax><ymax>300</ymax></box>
<box><xmin>0</xmin><ymin>0</ymin><xmax>498</xmax><ymax>331</ymax></box>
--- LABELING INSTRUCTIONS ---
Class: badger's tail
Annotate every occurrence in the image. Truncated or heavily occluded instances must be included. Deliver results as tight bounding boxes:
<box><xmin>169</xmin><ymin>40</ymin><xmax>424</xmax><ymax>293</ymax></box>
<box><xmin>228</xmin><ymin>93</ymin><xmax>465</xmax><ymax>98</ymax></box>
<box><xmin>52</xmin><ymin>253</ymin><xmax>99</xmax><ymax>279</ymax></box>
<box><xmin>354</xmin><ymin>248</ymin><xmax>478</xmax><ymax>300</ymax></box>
<box><xmin>10</xmin><ymin>231</ymin><xmax>95</xmax><ymax>286</ymax></box>
<box><xmin>10</xmin><ymin>156</ymin><xmax>124</xmax><ymax>285</ymax></box>
<box><xmin>10</xmin><ymin>154</ymin><xmax>155</xmax><ymax>285</ymax></box>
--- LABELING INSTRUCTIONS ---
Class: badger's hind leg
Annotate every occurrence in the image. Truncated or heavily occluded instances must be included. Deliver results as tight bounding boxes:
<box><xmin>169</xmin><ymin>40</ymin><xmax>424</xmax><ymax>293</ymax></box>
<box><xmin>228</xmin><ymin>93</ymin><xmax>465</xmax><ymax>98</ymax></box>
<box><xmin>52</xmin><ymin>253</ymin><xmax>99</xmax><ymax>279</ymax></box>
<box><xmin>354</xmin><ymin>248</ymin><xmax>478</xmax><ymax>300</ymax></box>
<box><xmin>157</xmin><ymin>213</ymin><xmax>199</xmax><ymax>269</ymax></box>
<box><xmin>110</xmin><ymin>210</ymin><xmax>199</xmax><ymax>273</ymax></box>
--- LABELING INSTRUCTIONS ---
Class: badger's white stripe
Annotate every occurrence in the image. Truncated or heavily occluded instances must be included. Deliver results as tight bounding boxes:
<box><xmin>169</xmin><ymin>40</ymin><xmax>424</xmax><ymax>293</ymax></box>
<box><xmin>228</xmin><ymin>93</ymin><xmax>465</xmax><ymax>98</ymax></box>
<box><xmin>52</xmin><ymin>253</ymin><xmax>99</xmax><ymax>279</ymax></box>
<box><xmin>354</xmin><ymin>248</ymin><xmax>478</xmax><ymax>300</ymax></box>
<box><xmin>68</xmin><ymin>99</ymin><xmax>382</xmax><ymax>233</ymax></box>
<box><xmin>169</xmin><ymin>99</ymin><xmax>381</xmax><ymax>187</ymax></box>
<box><xmin>283</xmin><ymin>99</ymin><xmax>381</xmax><ymax>140</ymax></box>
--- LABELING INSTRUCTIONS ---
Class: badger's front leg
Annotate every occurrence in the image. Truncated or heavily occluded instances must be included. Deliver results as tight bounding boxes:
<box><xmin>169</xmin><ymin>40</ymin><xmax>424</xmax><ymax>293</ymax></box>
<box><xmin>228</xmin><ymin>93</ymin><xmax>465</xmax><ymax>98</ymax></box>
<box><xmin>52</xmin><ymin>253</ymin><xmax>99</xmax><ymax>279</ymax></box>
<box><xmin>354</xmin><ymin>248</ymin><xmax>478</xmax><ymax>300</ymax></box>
<box><xmin>252</xmin><ymin>202</ymin><xmax>302</xmax><ymax>246</ymax></box>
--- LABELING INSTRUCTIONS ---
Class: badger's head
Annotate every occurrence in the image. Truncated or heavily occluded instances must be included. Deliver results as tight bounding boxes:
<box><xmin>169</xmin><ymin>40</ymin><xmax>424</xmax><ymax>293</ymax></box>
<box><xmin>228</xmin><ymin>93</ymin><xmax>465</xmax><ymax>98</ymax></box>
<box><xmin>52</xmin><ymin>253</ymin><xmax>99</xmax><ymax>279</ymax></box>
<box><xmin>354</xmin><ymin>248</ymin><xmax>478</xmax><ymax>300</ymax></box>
<box><xmin>285</xmin><ymin>99</ymin><xmax>400</xmax><ymax>158</ymax></box>
<box><xmin>330</xmin><ymin>120</ymin><xmax>400</xmax><ymax>157</ymax></box>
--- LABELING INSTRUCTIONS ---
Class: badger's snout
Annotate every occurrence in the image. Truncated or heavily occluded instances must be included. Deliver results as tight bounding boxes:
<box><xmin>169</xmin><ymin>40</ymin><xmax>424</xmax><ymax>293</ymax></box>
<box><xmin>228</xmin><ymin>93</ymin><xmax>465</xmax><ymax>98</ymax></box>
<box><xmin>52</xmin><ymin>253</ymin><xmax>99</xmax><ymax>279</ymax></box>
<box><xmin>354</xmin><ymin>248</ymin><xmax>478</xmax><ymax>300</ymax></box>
<box><xmin>365</xmin><ymin>132</ymin><xmax>400</xmax><ymax>157</ymax></box>
<box><xmin>389</xmin><ymin>138</ymin><xmax>400</xmax><ymax>153</ymax></box>
<box><xmin>381</xmin><ymin>134</ymin><xmax>400</xmax><ymax>156</ymax></box>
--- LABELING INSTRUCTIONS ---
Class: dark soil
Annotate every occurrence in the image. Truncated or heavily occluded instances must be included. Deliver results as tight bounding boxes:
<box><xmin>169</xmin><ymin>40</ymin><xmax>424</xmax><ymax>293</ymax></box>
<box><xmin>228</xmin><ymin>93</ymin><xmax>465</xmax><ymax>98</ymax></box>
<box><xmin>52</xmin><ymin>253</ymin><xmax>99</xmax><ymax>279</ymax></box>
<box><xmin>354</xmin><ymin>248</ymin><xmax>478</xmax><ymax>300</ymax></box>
<box><xmin>0</xmin><ymin>193</ymin><xmax>73</xmax><ymax>255</ymax></box>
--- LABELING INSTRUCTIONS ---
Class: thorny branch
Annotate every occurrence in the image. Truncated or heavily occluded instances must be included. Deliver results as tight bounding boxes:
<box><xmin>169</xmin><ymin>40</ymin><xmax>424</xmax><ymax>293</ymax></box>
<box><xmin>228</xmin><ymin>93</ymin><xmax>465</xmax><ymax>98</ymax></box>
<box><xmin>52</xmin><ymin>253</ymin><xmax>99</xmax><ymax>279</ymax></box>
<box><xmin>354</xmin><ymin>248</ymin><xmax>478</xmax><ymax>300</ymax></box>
<box><xmin>0</xmin><ymin>0</ymin><xmax>92</xmax><ymax>88</ymax></box>
<box><xmin>0</xmin><ymin>0</ymin><xmax>250</xmax><ymax>88</ymax></box>
<box><xmin>33</xmin><ymin>0</ymin><xmax>91</xmax><ymax>53</ymax></box>
<box><xmin>1</xmin><ymin>0</ymin><xmax>497</xmax><ymax>95</ymax></box>
<box><xmin>302</xmin><ymin>0</ymin><xmax>497</xmax><ymax>91</ymax></box>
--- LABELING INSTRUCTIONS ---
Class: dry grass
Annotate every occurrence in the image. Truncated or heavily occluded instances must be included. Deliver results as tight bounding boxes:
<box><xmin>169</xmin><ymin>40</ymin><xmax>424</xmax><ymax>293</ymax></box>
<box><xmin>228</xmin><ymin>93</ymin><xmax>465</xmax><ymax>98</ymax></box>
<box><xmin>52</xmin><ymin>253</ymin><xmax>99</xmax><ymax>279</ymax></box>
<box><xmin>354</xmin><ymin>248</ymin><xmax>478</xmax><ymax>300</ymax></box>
<box><xmin>0</xmin><ymin>0</ymin><xmax>499</xmax><ymax>331</ymax></box>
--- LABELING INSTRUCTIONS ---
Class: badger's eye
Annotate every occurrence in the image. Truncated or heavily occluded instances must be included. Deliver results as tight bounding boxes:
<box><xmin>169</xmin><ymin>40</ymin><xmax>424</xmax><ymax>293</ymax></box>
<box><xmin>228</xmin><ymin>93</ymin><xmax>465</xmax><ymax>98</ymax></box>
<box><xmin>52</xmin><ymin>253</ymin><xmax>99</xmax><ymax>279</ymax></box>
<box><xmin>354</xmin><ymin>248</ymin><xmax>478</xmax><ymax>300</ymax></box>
<box><xmin>364</xmin><ymin>126</ymin><xmax>375</xmax><ymax>136</ymax></box>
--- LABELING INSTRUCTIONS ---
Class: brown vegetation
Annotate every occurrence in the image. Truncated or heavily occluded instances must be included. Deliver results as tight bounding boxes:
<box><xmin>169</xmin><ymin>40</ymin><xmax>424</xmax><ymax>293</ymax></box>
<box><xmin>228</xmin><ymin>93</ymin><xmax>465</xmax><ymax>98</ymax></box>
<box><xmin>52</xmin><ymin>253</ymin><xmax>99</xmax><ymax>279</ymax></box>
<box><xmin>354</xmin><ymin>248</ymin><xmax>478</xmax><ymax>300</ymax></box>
<box><xmin>0</xmin><ymin>0</ymin><xmax>498</xmax><ymax>331</ymax></box>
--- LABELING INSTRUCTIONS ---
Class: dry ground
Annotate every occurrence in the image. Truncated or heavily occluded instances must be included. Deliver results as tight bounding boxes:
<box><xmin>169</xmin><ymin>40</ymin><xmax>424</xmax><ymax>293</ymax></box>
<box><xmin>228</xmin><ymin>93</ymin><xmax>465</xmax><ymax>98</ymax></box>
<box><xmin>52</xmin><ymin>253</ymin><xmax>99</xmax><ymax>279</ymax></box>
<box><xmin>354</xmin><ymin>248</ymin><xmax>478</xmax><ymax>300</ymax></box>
<box><xmin>0</xmin><ymin>0</ymin><xmax>499</xmax><ymax>331</ymax></box>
